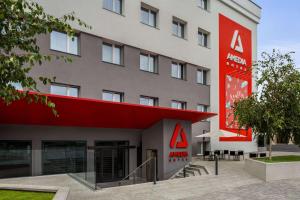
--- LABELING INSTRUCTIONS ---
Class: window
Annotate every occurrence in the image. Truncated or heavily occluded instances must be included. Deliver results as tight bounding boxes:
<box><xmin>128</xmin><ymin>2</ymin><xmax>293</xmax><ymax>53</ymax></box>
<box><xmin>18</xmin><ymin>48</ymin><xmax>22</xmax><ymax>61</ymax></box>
<box><xmin>103</xmin><ymin>0</ymin><xmax>122</xmax><ymax>14</ymax></box>
<box><xmin>50</xmin><ymin>31</ymin><xmax>78</xmax><ymax>55</ymax></box>
<box><xmin>198</xmin><ymin>0</ymin><xmax>208</xmax><ymax>10</ymax></box>
<box><xmin>198</xmin><ymin>30</ymin><xmax>209</xmax><ymax>47</ymax></box>
<box><xmin>50</xmin><ymin>84</ymin><xmax>79</xmax><ymax>97</ymax></box>
<box><xmin>171</xmin><ymin>100</ymin><xmax>186</xmax><ymax>110</ymax></box>
<box><xmin>171</xmin><ymin>62</ymin><xmax>186</xmax><ymax>80</ymax></box>
<box><xmin>102</xmin><ymin>43</ymin><xmax>122</xmax><ymax>65</ymax></box>
<box><xmin>141</xmin><ymin>6</ymin><xmax>157</xmax><ymax>27</ymax></box>
<box><xmin>172</xmin><ymin>18</ymin><xmax>185</xmax><ymax>38</ymax></box>
<box><xmin>197</xmin><ymin>104</ymin><xmax>208</xmax><ymax>112</ymax></box>
<box><xmin>103</xmin><ymin>90</ymin><xmax>123</xmax><ymax>102</ymax></box>
<box><xmin>140</xmin><ymin>96</ymin><xmax>158</xmax><ymax>106</ymax></box>
<box><xmin>140</xmin><ymin>53</ymin><xmax>157</xmax><ymax>73</ymax></box>
<box><xmin>42</xmin><ymin>141</ymin><xmax>86</xmax><ymax>175</ymax></box>
<box><xmin>9</xmin><ymin>82</ymin><xmax>23</xmax><ymax>90</ymax></box>
<box><xmin>0</xmin><ymin>141</ymin><xmax>32</xmax><ymax>178</ymax></box>
<box><xmin>197</xmin><ymin>69</ymin><xmax>207</xmax><ymax>84</ymax></box>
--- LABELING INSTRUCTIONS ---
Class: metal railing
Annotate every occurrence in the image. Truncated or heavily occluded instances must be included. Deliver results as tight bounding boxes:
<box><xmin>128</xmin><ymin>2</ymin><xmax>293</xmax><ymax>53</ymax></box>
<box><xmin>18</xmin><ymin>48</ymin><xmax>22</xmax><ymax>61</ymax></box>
<box><xmin>118</xmin><ymin>156</ymin><xmax>157</xmax><ymax>186</ymax></box>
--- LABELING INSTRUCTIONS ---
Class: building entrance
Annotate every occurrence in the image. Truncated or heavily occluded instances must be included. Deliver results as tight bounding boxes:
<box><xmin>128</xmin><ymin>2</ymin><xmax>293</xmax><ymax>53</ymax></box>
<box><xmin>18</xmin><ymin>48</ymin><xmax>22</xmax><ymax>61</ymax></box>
<box><xmin>95</xmin><ymin>141</ymin><xmax>129</xmax><ymax>183</ymax></box>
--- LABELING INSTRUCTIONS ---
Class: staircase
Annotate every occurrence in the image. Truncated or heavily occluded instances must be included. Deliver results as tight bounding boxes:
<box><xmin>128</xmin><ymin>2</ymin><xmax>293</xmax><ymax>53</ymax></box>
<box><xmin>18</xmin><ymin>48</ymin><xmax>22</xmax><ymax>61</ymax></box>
<box><xmin>173</xmin><ymin>163</ymin><xmax>209</xmax><ymax>179</ymax></box>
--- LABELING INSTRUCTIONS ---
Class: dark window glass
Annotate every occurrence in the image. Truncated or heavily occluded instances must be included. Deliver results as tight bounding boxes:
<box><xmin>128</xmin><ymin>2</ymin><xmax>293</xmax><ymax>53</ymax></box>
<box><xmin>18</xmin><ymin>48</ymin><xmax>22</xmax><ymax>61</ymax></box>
<box><xmin>95</xmin><ymin>141</ymin><xmax>129</xmax><ymax>183</ymax></box>
<box><xmin>42</xmin><ymin>141</ymin><xmax>87</xmax><ymax>175</ymax></box>
<box><xmin>0</xmin><ymin>141</ymin><xmax>32</xmax><ymax>178</ymax></box>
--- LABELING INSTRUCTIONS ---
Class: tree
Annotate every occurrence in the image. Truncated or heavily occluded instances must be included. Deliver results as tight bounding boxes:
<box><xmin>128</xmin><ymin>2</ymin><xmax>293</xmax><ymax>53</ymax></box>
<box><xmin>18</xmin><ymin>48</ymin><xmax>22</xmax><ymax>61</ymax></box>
<box><xmin>234</xmin><ymin>50</ymin><xmax>300</xmax><ymax>159</ymax></box>
<box><xmin>0</xmin><ymin>0</ymin><xmax>90</xmax><ymax>115</ymax></box>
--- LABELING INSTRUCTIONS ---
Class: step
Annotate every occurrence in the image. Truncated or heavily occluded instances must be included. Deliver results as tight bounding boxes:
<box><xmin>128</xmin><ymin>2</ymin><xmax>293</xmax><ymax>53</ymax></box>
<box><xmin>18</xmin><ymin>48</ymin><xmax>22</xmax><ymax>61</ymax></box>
<box><xmin>184</xmin><ymin>169</ymin><xmax>196</xmax><ymax>176</ymax></box>
<box><xmin>178</xmin><ymin>172</ymin><xmax>190</xmax><ymax>177</ymax></box>
<box><xmin>185</xmin><ymin>167</ymin><xmax>201</xmax><ymax>175</ymax></box>
<box><xmin>189</xmin><ymin>164</ymin><xmax>209</xmax><ymax>175</ymax></box>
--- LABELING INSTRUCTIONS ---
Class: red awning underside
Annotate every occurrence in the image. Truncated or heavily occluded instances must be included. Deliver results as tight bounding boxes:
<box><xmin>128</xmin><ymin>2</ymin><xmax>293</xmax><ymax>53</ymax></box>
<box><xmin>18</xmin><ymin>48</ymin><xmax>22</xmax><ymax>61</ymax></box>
<box><xmin>0</xmin><ymin>94</ymin><xmax>216</xmax><ymax>129</ymax></box>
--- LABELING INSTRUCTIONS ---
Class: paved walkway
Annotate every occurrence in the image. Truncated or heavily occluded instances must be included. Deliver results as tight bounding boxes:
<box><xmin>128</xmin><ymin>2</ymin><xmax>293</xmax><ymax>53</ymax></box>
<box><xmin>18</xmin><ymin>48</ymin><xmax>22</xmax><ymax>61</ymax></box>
<box><xmin>1</xmin><ymin>152</ymin><xmax>300</xmax><ymax>200</ymax></box>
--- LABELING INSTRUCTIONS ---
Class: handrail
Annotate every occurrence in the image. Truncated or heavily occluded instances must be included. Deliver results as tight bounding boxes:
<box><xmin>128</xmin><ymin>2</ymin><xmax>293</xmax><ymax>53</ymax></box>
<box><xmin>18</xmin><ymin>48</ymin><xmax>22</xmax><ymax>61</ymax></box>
<box><xmin>119</xmin><ymin>156</ymin><xmax>155</xmax><ymax>184</ymax></box>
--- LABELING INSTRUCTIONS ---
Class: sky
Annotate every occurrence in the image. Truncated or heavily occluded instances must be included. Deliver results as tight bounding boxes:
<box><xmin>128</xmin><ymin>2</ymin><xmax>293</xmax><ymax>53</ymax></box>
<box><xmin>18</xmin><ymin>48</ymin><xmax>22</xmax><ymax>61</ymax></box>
<box><xmin>254</xmin><ymin>0</ymin><xmax>300</xmax><ymax>68</ymax></box>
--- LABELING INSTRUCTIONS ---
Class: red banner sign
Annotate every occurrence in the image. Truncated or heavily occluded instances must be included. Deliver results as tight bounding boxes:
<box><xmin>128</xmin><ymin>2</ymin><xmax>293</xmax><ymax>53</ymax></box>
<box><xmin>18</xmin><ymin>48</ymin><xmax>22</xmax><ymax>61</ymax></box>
<box><xmin>219</xmin><ymin>14</ymin><xmax>252</xmax><ymax>142</ymax></box>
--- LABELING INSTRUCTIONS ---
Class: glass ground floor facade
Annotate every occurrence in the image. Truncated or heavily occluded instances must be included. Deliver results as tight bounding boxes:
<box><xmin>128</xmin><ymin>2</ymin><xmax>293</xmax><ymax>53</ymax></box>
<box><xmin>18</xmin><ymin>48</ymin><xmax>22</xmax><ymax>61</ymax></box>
<box><xmin>0</xmin><ymin>140</ymin><xmax>131</xmax><ymax>184</ymax></box>
<box><xmin>0</xmin><ymin>141</ymin><xmax>32</xmax><ymax>178</ymax></box>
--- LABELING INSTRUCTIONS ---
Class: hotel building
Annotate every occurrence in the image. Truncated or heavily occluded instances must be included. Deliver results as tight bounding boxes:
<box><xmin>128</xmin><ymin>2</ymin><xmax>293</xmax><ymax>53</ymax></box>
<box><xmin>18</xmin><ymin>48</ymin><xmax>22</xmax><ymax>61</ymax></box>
<box><xmin>0</xmin><ymin>0</ymin><xmax>261</xmax><ymax>185</ymax></box>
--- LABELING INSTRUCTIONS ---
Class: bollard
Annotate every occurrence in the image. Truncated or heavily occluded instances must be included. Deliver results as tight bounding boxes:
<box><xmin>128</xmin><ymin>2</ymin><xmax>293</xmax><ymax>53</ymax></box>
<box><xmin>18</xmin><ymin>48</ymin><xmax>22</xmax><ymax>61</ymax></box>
<box><xmin>215</xmin><ymin>155</ymin><xmax>219</xmax><ymax>175</ymax></box>
<box><xmin>183</xmin><ymin>166</ymin><xmax>186</xmax><ymax>178</ymax></box>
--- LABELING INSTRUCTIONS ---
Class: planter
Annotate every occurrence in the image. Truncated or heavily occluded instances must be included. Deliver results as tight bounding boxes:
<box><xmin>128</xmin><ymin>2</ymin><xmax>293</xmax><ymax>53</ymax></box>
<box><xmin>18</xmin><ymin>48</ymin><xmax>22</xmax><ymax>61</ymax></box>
<box><xmin>245</xmin><ymin>158</ymin><xmax>300</xmax><ymax>182</ymax></box>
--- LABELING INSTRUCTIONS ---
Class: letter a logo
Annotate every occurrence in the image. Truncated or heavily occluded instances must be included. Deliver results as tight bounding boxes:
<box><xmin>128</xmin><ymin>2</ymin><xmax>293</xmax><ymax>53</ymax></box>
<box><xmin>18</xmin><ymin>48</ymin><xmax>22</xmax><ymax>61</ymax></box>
<box><xmin>170</xmin><ymin>123</ymin><xmax>188</xmax><ymax>148</ymax></box>
<box><xmin>230</xmin><ymin>30</ymin><xmax>243</xmax><ymax>53</ymax></box>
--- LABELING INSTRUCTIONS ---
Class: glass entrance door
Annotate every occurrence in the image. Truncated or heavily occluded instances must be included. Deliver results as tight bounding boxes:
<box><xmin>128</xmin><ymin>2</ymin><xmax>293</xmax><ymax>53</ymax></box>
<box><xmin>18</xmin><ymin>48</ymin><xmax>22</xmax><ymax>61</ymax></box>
<box><xmin>95</xmin><ymin>141</ymin><xmax>129</xmax><ymax>183</ymax></box>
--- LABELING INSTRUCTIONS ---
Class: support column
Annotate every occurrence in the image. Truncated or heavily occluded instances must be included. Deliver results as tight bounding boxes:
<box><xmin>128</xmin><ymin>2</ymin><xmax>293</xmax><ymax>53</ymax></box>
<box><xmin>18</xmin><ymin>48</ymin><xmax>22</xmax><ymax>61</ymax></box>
<box><xmin>31</xmin><ymin>139</ymin><xmax>42</xmax><ymax>176</ymax></box>
<box><xmin>87</xmin><ymin>139</ymin><xmax>95</xmax><ymax>184</ymax></box>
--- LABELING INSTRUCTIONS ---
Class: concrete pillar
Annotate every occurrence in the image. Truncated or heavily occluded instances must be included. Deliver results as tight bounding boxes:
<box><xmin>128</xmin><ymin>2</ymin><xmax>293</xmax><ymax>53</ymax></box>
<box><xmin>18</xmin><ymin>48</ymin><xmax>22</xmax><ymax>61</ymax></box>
<box><xmin>86</xmin><ymin>139</ymin><xmax>95</xmax><ymax>184</ymax></box>
<box><xmin>31</xmin><ymin>139</ymin><xmax>42</xmax><ymax>176</ymax></box>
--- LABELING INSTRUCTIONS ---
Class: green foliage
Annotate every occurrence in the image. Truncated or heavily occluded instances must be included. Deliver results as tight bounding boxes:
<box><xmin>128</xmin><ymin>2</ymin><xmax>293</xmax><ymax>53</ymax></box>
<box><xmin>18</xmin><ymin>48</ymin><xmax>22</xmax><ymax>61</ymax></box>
<box><xmin>234</xmin><ymin>50</ymin><xmax>300</xmax><ymax>148</ymax></box>
<box><xmin>256</xmin><ymin>155</ymin><xmax>300</xmax><ymax>163</ymax></box>
<box><xmin>0</xmin><ymin>190</ymin><xmax>54</xmax><ymax>200</ymax></box>
<box><xmin>0</xmin><ymin>0</ymin><xmax>90</xmax><ymax>115</ymax></box>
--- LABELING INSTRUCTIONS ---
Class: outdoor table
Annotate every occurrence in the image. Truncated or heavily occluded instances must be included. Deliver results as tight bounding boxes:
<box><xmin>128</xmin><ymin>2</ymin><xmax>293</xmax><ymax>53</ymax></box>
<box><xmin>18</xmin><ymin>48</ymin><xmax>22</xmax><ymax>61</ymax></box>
<box><xmin>230</xmin><ymin>151</ymin><xmax>240</xmax><ymax>161</ymax></box>
<box><xmin>196</xmin><ymin>153</ymin><xmax>204</xmax><ymax>160</ymax></box>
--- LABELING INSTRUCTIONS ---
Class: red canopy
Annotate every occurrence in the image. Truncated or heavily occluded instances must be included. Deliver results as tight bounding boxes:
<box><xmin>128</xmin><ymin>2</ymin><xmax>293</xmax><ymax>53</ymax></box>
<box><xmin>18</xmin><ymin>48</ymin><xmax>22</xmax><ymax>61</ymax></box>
<box><xmin>0</xmin><ymin>94</ymin><xmax>216</xmax><ymax>129</ymax></box>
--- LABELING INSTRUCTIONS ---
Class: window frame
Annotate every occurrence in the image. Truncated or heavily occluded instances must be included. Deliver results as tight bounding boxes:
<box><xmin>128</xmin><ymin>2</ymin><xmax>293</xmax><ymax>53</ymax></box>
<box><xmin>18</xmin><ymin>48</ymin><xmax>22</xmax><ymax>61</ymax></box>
<box><xmin>198</xmin><ymin>0</ymin><xmax>208</xmax><ymax>11</ymax></box>
<box><xmin>102</xmin><ymin>90</ymin><xmax>124</xmax><ymax>102</ymax></box>
<box><xmin>197</xmin><ymin>69</ymin><xmax>207</xmax><ymax>85</ymax></box>
<box><xmin>103</xmin><ymin>0</ymin><xmax>123</xmax><ymax>15</ymax></box>
<box><xmin>50</xmin><ymin>31</ymin><xmax>79</xmax><ymax>55</ymax></box>
<box><xmin>139</xmin><ymin>53</ymin><xmax>157</xmax><ymax>73</ymax></box>
<box><xmin>50</xmin><ymin>83</ymin><xmax>79</xmax><ymax>97</ymax></box>
<box><xmin>197</xmin><ymin>104</ymin><xmax>209</xmax><ymax>112</ymax></box>
<box><xmin>102</xmin><ymin>42</ymin><xmax>122</xmax><ymax>65</ymax></box>
<box><xmin>198</xmin><ymin>30</ymin><xmax>209</xmax><ymax>48</ymax></box>
<box><xmin>139</xmin><ymin>95</ymin><xmax>158</xmax><ymax>106</ymax></box>
<box><xmin>172</xmin><ymin>18</ymin><xmax>186</xmax><ymax>39</ymax></box>
<box><xmin>9</xmin><ymin>82</ymin><xmax>23</xmax><ymax>90</ymax></box>
<box><xmin>140</xmin><ymin>6</ymin><xmax>157</xmax><ymax>28</ymax></box>
<box><xmin>171</xmin><ymin>100</ymin><xmax>187</xmax><ymax>110</ymax></box>
<box><xmin>171</xmin><ymin>62</ymin><xmax>186</xmax><ymax>80</ymax></box>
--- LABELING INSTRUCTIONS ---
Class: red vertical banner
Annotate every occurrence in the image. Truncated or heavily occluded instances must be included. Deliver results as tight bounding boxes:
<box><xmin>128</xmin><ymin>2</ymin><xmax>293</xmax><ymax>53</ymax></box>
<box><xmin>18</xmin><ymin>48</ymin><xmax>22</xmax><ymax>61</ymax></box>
<box><xmin>219</xmin><ymin>14</ymin><xmax>252</xmax><ymax>142</ymax></box>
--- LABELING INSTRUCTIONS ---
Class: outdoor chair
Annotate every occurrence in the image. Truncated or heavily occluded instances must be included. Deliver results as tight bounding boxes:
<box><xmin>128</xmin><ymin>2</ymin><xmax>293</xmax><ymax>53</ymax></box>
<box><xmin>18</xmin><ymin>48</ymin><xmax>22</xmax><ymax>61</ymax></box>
<box><xmin>238</xmin><ymin>150</ymin><xmax>244</xmax><ymax>160</ymax></box>
<box><xmin>249</xmin><ymin>152</ymin><xmax>258</xmax><ymax>158</ymax></box>
<box><xmin>229</xmin><ymin>151</ymin><xmax>237</xmax><ymax>160</ymax></box>
<box><xmin>214</xmin><ymin>150</ymin><xmax>220</xmax><ymax>156</ymax></box>
<box><xmin>203</xmin><ymin>151</ymin><xmax>210</xmax><ymax>160</ymax></box>
<box><xmin>223</xmin><ymin>150</ymin><xmax>229</xmax><ymax>159</ymax></box>
<box><xmin>259</xmin><ymin>152</ymin><xmax>266</xmax><ymax>158</ymax></box>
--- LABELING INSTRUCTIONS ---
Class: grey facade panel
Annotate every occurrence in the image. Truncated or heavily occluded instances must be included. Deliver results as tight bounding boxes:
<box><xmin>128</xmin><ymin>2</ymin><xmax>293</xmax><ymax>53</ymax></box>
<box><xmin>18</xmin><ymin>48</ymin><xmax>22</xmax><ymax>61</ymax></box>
<box><xmin>27</xmin><ymin>32</ymin><xmax>211</xmax><ymax>164</ymax></box>
<box><xmin>30</xmin><ymin>33</ymin><xmax>210</xmax><ymax>109</ymax></box>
